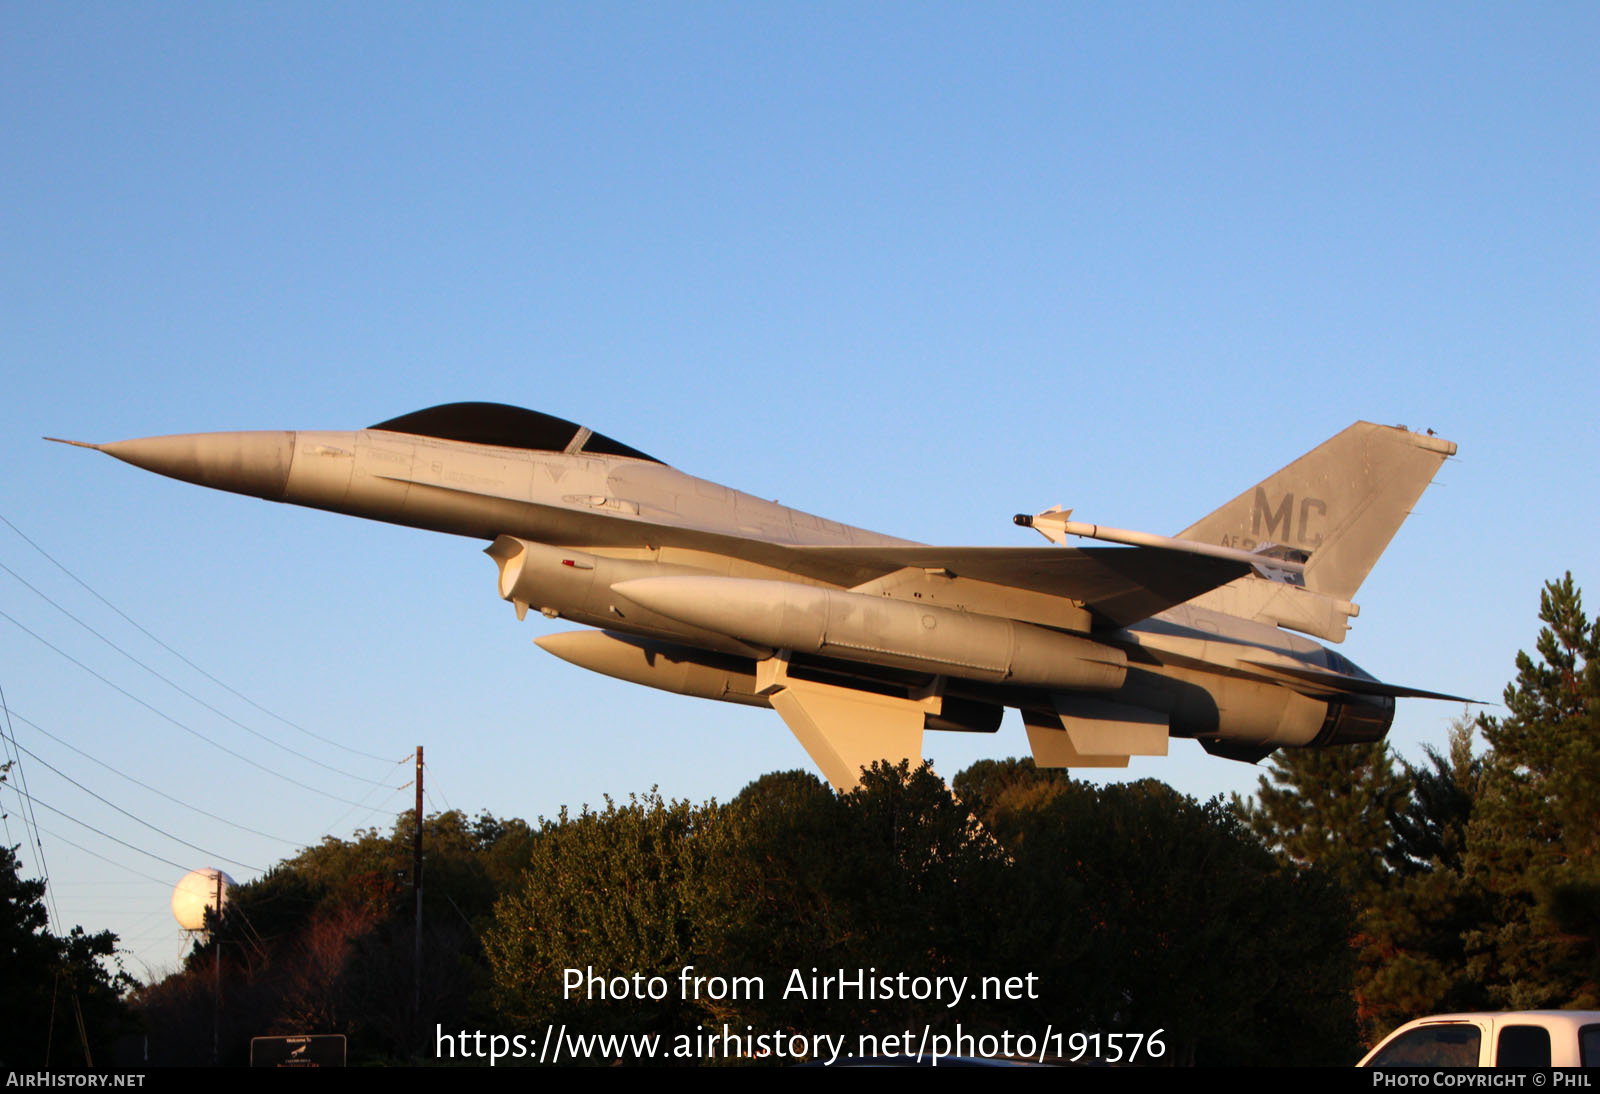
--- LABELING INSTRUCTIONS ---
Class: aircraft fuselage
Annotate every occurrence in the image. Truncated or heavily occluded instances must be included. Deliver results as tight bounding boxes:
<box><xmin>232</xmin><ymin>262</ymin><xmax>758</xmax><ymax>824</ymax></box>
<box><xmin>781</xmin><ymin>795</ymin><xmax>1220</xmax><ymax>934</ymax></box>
<box><xmin>62</xmin><ymin>404</ymin><xmax>1458</xmax><ymax>787</ymax></box>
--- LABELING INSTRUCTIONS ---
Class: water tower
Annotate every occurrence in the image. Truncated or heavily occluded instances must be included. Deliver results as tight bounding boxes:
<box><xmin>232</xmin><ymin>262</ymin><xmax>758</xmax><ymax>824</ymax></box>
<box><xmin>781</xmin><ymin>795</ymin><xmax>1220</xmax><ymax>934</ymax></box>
<box><xmin>173</xmin><ymin>867</ymin><xmax>235</xmax><ymax>1064</ymax></box>
<box><xmin>171</xmin><ymin>867</ymin><xmax>233</xmax><ymax>950</ymax></box>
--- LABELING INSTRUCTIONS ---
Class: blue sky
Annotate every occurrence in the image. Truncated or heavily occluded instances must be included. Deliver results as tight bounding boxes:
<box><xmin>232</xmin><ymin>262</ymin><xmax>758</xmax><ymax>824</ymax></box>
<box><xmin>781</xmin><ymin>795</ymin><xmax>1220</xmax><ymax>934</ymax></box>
<box><xmin>2</xmin><ymin>5</ymin><xmax>1596</xmax><ymax>981</ymax></box>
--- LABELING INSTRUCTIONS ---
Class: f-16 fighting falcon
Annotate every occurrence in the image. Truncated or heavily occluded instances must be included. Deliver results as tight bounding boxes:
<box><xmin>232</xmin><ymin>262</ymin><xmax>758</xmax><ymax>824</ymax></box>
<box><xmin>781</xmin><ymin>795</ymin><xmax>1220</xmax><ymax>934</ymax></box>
<box><xmin>52</xmin><ymin>404</ymin><xmax>1464</xmax><ymax>789</ymax></box>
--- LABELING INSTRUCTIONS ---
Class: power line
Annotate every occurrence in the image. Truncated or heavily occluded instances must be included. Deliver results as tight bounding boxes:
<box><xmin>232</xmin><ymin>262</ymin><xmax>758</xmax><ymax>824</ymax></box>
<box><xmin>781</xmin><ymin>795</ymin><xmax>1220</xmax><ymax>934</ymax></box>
<box><xmin>11</xmin><ymin>740</ymin><xmax>263</xmax><ymax>872</ymax></box>
<box><xmin>0</xmin><ymin>510</ymin><xmax>394</xmax><ymax>762</ymax></box>
<box><xmin>0</xmin><ymin>676</ymin><xmax>62</xmax><ymax>933</ymax></box>
<box><xmin>20</xmin><ymin>822</ymin><xmax>173</xmax><ymax>887</ymax></box>
<box><xmin>0</xmin><ymin>684</ymin><xmax>22</xmax><ymax>851</ymax></box>
<box><xmin>0</xmin><ymin>608</ymin><xmax>387</xmax><ymax>810</ymax></box>
<box><xmin>427</xmin><ymin>766</ymin><xmax>455</xmax><ymax>814</ymax></box>
<box><xmin>0</xmin><ymin>558</ymin><xmax>397</xmax><ymax>786</ymax></box>
<box><xmin>1</xmin><ymin>705</ymin><xmax>302</xmax><ymax>846</ymax></box>
<box><xmin>316</xmin><ymin>775</ymin><xmax>417</xmax><ymax>840</ymax></box>
<box><xmin>23</xmin><ymin>795</ymin><xmax>196</xmax><ymax>874</ymax></box>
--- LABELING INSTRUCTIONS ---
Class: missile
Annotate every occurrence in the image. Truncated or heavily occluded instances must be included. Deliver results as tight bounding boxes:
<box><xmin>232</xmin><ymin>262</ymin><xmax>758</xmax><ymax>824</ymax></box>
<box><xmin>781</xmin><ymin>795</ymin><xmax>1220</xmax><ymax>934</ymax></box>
<box><xmin>1015</xmin><ymin>506</ymin><xmax>1308</xmax><ymax>581</ymax></box>
<box><xmin>609</xmin><ymin>575</ymin><xmax>1126</xmax><ymax>692</ymax></box>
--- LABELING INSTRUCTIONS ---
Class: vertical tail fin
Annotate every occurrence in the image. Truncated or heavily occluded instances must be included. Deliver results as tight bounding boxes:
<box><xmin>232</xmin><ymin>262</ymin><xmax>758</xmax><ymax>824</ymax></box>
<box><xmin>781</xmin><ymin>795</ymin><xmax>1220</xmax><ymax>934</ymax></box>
<box><xmin>1178</xmin><ymin>422</ymin><xmax>1456</xmax><ymax>602</ymax></box>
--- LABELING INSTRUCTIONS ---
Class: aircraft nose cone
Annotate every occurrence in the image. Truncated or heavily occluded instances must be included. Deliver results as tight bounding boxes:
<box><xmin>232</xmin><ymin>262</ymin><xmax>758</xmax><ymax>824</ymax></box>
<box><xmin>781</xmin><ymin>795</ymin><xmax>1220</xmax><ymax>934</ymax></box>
<box><xmin>98</xmin><ymin>431</ymin><xmax>297</xmax><ymax>501</ymax></box>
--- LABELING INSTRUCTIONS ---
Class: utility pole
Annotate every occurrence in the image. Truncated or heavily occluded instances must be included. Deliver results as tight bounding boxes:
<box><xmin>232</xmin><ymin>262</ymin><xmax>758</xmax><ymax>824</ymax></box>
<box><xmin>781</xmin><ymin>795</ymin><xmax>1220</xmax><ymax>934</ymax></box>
<box><xmin>212</xmin><ymin>870</ymin><xmax>221</xmax><ymax>1066</ymax></box>
<box><xmin>413</xmin><ymin>745</ymin><xmax>423</xmax><ymax>1046</ymax></box>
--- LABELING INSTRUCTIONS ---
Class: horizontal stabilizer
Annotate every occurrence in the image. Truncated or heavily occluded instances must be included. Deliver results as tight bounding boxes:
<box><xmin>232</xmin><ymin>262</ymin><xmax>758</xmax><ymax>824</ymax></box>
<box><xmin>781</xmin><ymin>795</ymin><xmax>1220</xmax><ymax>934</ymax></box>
<box><xmin>1241</xmin><ymin>659</ymin><xmax>1475</xmax><ymax>703</ymax></box>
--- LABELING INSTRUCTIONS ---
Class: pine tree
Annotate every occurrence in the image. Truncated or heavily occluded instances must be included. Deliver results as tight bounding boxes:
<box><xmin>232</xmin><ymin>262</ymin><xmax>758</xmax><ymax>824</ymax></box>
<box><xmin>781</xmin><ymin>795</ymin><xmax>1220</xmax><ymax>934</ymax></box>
<box><xmin>1467</xmin><ymin>573</ymin><xmax>1600</xmax><ymax>1007</ymax></box>
<box><xmin>1234</xmin><ymin>741</ymin><xmax>1406</xmax><ymax>902</ymax></box>
<box><xmin>1356</xmin><ymin>717</ymin><xmax>1489</xmax><ymax>1041</ymax></box>
<box><xmin>1388</xmin><ymin>715</ymin><xmax>1482</xmax><ymax>875</ymax></box>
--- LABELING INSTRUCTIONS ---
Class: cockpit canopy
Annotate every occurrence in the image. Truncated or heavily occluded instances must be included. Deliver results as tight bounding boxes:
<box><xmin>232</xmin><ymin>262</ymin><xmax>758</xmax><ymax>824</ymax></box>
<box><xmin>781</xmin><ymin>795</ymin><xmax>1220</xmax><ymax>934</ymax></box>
<box><xmin>370</xmin><ymin>402</ymin><xmax>659</xmax><ymax>463</ymax></box>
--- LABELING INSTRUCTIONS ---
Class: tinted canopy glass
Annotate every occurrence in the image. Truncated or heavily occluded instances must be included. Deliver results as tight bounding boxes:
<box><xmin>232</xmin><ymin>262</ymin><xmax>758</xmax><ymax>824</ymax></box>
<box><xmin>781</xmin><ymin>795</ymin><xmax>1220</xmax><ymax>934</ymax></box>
<box><xmin>370</xmin><ymin>403</ymin><xmax>659</xmax><ymax>463</ymax></box>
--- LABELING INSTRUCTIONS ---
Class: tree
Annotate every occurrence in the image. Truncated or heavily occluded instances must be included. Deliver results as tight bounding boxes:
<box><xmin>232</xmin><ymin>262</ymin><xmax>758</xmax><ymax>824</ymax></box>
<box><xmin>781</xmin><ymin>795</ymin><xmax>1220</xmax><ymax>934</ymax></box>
<box><xmin>1234</xmin><ymin>741</ymin><xmax>1407</xmax><ymax>903</ymax></box>
<box><xmin>1467</xmin><ymin>573</ymin><xmax>1600</xmax><ymax>1008</ymax></box>
<box><xmin>482</xmin><ymin>791</ymin><xmax>723</xmax><ymax>1048</ymax></box>
<box><xmin>1388</xmin><ymin>716</ymin><xmax>1482</xmax><ymax>875</ymax></box>
<box><xmin>990</xmin><ymin>772</ymin><xmax>1358</xmax><ymax>1065</ymax></box>
<box><xmin>1355</xmin><ymin>716</ymin><xmax>1490</xmax><ymax>1040</ymax></box>
<box><xmin>0</xmin><ymin>841</ymin><xmax>132</xmax><ymax>1068</ymax></box>
<box><xmin>1232</xmin><ymin>716</ymin><xmax>1496</xmax><ymax>1044</ymax></box>
<box><xmin>950</xmin><ymin>756</ymin><xmax>1074</xmax><ymax>831</ymax></box>
<box><xmin>481</xmin><ymin>764</ymin><xmax>1015</xmax><ymax>1050</ymax></box>
<box><xmin>134</xmin><ymin>808</ymin><xmax>528</xmax><ymax>1064</ymax></box>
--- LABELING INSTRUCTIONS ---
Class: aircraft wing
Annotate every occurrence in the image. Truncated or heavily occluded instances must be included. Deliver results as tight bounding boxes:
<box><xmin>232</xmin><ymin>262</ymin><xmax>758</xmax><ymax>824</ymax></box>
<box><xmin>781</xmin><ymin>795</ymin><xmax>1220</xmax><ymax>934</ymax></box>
<box><xmin>787</xmin><ymin>545</ymin><xmax>1251</xmax><ymax>628</ymax></box>
<box><xmin>387</xmin><ymin>483</ymin><xmax>1246</xmax><ymax>628</ymax></box>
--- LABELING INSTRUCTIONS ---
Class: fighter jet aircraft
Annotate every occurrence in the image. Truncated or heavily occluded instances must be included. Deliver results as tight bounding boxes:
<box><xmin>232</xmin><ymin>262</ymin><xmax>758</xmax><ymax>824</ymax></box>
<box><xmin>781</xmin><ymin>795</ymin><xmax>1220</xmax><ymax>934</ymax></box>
<box><xmin>52</xmin><ymin>404</ymin><xmax>1464</xmax><ymax>789</ymax></box>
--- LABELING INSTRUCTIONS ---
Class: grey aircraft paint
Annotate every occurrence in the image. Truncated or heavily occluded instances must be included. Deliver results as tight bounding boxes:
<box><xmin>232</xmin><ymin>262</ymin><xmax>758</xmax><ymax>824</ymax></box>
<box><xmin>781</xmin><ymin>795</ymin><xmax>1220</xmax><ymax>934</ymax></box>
<box><xmin>52</xmin><ymin>405</ymin><xmax>1464</xmax><ymax>790</ymax></box>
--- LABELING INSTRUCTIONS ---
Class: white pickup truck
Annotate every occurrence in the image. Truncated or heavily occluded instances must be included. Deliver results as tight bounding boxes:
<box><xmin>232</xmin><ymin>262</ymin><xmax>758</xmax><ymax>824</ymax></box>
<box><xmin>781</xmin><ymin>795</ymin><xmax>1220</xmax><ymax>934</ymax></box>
<box><xmin>1360</xmin><ymin>1011</ymin><xmax>1600</xmax><ymax>1067</ymax></box>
